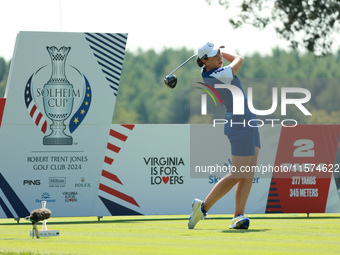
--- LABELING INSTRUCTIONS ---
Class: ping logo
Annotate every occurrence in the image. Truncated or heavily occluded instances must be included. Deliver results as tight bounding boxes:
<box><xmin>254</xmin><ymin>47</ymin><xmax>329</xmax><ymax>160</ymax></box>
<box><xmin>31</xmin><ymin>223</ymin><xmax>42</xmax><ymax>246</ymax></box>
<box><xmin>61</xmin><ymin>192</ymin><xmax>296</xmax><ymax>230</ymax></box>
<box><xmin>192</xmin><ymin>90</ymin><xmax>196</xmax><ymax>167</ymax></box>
<box><xmin>23</xmin><ymin>180</ymin><xmax>41</xmax><ymax>185</ymax></box>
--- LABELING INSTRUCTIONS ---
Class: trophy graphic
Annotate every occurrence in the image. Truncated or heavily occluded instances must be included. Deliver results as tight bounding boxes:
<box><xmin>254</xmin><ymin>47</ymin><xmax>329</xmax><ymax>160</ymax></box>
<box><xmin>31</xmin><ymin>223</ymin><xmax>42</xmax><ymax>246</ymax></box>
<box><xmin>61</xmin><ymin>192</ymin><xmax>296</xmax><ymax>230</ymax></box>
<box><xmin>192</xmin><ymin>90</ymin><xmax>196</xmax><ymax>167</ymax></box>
<box><xmin>43</xmin><ymin>46</ymin><xmax>74</xmax><ymax>145</ymax></box>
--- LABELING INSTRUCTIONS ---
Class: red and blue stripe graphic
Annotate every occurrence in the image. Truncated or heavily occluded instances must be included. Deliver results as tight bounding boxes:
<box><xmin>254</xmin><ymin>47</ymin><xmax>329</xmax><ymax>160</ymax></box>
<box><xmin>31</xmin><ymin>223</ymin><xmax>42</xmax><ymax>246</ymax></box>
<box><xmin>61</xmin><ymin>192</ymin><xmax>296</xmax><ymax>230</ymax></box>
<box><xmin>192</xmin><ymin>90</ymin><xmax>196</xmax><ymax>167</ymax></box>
<box><xmin>24</xmin><ymin>74</ymin><xmax>48</xmax><ymax>133</ymax></box>
<box><xmin>84</xmin><ymin>33</ymin><xmax>128</xmax><ymax>97</ymax></box>
<box><xmin>99</xmin><ymin>124</ymin><xmax>141</xmax><ymax>215</ymax></box>
<box><xmin>69</xmin><ymin>74</ymin><xmax>92</xmax><ymax>133</ymax></box>
<box><xmin>265</xmin><ymin>177</ymin><xmax>282</xmax><ymax>213</ymax></box>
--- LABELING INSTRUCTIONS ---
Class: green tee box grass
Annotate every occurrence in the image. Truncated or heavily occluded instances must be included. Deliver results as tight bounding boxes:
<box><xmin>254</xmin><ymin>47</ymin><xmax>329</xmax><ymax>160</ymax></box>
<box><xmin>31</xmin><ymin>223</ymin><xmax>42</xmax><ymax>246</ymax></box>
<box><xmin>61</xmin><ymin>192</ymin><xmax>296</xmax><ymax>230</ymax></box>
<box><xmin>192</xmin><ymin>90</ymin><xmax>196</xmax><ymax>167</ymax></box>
<box><xmin>0</xmin><ymin>214</ymin><xmax>339</xmax><ymax>255</ymax></box>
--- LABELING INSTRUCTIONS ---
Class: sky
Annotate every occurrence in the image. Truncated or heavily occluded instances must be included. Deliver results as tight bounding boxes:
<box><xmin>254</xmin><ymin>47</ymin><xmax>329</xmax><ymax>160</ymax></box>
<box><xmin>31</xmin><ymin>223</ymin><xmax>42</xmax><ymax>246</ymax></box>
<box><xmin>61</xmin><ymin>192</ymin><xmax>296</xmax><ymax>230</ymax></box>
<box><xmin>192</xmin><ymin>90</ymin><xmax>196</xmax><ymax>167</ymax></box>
<box><xmin>0</xmin><ymin>0</ymin><xmax>317</xmax><ymax>61</ymax></box>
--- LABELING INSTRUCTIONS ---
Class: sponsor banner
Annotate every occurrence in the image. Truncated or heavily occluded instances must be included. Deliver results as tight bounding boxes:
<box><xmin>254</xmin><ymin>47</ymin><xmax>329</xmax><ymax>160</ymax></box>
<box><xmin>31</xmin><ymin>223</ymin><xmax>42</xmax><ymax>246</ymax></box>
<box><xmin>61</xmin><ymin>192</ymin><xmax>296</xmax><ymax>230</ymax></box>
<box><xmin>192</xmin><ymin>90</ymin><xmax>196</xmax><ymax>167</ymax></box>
<box><xmin>266</xmin><ymin>125</ymin><xmax>340</xmax><ymax>213</ymax></box>
<box><xmin>93</xmin><ymin>124</ymin><xmax>275</xmax><ymax>215</ymax></box>
<box><xmin>1</xmin><ymin>122</ymin><xmax>340</xmax><ymax>217</ymax></box>
<box><xmin>92</xmin><ymin>124</ymin><xmax>190</xmax><ymax>216</ymax></box>
<box><xmin>95</xmin><ymin>124</ymin><xmax>340</xmax><ymax>215</ymax></box>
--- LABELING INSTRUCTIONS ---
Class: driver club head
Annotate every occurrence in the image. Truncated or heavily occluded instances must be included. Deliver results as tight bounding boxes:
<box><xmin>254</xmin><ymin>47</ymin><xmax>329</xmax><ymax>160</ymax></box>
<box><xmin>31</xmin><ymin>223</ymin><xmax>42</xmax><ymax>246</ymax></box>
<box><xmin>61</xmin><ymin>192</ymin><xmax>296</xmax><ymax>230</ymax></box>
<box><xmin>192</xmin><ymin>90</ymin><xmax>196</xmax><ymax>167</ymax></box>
<box><xmin>164</xmin><ymin>75</ymin><xmax>177</xmax><ymax>89</ymax></box>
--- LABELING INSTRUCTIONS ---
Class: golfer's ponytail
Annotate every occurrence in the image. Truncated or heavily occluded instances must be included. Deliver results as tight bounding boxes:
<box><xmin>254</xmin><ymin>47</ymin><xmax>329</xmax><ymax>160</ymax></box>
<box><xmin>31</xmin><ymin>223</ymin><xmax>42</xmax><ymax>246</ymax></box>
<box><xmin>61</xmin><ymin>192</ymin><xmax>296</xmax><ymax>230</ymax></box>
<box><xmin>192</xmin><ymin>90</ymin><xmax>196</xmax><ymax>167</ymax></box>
<box><xmin>196</xmin><ymin>57</ymin><xmax>204</xmax><ymax>67</ymax></box>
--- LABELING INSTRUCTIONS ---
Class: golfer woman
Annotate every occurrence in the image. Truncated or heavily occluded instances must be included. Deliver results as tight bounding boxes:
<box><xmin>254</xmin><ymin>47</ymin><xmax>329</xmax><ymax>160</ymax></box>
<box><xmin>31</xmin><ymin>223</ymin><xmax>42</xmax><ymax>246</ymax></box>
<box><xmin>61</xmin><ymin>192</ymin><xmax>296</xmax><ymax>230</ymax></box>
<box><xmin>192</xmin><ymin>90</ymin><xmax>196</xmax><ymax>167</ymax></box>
<box><xmin>188</xmin><ymin>42</ymin><xmax>260</xmax><ymax>229</ymax></box>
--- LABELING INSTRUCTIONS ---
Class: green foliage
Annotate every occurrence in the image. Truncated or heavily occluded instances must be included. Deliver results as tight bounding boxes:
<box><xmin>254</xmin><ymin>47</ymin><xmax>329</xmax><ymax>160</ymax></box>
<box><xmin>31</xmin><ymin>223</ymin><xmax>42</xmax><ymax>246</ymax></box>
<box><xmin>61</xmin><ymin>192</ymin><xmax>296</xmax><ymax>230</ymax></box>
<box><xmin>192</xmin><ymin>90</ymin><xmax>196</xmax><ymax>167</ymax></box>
<box><xmin>114</xmin><ymin>47</ymin><xmax>340</xmax><ymax>124</ymax></box>
<box><xmin>0</xmin><ymin>48</ymin><xmax>339</xmax><ymax>124</ymax></box>
<box><xmin>207</xmin><ymin>0</ymin><xmax>340</xmax><ymax>56</ymax></box>
<box><xmin>113</xmin><ymin>48</ymin><xmax>196</xmax><ymax>124</ymax></box>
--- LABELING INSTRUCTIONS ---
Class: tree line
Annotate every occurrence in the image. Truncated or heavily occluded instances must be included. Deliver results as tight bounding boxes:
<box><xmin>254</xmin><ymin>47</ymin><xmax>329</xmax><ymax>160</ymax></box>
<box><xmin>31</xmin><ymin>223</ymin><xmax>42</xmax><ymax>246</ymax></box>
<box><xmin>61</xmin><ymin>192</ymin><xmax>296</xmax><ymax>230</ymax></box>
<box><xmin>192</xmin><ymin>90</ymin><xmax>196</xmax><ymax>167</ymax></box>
<box><xmin>113</xmin><ymin>47</ymin><xmax>340</xmax><ymax>125</ymax></box>
<box><xmin>0</xmin><ymin>47</ymin><xmax>339</xmax><ymax>124</ymax></box>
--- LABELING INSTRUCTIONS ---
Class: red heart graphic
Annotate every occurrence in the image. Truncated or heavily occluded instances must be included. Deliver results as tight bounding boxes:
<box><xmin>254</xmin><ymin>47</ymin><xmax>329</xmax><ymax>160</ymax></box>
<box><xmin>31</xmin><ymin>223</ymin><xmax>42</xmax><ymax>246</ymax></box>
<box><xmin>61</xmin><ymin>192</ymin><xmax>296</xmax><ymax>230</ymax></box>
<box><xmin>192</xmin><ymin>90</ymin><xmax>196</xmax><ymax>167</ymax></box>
<box><xmin>162</xmin><ymin>176</ymin><xmax>169</xmax><ymax>184</ymax></box>
<box><xmin>69</xmin><ymin>199</ymin><xmax>72</xmax><ymax>202</ymax></box>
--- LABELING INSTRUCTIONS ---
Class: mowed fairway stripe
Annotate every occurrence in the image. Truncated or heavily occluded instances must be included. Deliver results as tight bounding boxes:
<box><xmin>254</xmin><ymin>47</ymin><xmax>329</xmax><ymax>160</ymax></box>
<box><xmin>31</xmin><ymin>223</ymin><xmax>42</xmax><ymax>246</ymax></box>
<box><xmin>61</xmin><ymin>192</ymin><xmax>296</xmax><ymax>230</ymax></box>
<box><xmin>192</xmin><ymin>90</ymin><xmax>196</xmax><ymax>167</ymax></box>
<box><xmin>0</xmin><ymin>214</ymin><xmax>339</xmax><ymax>255</ymax></box>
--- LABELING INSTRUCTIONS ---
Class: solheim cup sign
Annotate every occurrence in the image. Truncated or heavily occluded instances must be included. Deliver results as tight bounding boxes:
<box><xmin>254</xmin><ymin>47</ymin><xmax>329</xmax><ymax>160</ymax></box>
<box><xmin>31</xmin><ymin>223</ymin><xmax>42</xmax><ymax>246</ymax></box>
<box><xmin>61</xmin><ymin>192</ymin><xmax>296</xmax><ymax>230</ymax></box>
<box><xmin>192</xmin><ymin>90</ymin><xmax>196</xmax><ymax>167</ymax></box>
<box><xmin>24</xmin><ymin>45</ymin><xmax>91</xmax><ymax>145</ymax></box>
<box><xmin>0</xmin><ymin>31</ymin><xmax>129</xmax><ymax>218</ymax></box>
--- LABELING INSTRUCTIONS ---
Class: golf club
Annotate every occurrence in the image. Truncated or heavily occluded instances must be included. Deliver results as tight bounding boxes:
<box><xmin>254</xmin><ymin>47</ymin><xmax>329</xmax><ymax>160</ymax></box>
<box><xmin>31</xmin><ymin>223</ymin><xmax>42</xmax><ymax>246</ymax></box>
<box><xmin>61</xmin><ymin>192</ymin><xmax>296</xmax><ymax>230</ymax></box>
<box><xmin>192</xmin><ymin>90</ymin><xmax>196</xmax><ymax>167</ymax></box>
<box><xmin>164</xmin><ymin>53</ymin><xmax>197</xmax><ymax>89</ymax></box>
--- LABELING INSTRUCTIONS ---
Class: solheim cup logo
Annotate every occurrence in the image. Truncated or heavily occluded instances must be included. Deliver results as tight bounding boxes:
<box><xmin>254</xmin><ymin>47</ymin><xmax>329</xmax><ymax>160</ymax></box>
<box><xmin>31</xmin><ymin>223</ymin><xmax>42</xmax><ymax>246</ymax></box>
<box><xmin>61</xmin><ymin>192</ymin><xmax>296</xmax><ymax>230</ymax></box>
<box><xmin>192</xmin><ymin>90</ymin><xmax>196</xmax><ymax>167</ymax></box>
<box><xmin>24</xmin><ymin>46</ymin><xmax>92</xmax><ymax>145</ymax></box>
<box><xmin>43</xmin><ymin>46</ymin><xmax>74</xmax><ymax>145</ymax></box>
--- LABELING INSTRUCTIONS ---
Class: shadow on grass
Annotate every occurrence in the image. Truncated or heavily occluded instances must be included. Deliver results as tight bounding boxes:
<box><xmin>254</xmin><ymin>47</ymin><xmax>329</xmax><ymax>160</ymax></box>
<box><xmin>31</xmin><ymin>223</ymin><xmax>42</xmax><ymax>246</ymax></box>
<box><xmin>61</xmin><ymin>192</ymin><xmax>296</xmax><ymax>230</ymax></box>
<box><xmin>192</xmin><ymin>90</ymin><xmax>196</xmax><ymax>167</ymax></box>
<box><xmin>52</xmin><ymin>217</ymin><xmax>192</xmax><ymax>225</ymax></box>
<box><xmin>221</xmin><ymin>229</ymin><xmax>271</xmax><ymax>233</ymax></box>
<box><xmin>0</xmin><ymin>238</ymin><xmax>27</xmax><ymax>240</ymax></box>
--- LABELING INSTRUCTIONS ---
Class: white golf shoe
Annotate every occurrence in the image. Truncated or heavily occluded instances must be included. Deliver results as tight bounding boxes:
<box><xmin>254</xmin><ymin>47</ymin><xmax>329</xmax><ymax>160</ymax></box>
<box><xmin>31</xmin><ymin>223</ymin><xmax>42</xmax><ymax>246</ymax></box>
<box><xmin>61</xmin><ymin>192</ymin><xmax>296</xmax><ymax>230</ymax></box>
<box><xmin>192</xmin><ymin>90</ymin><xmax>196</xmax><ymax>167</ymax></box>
<box><xmin>229</xmin><ymin>214</ymin><xmax>250</xmax><ymax>229</ymax></box>
<box><xmin>188</xmin><ymin>198</ymin><xmax>206</xmax><ymax>229</ymax></box>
